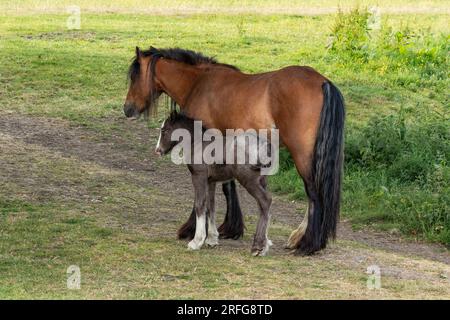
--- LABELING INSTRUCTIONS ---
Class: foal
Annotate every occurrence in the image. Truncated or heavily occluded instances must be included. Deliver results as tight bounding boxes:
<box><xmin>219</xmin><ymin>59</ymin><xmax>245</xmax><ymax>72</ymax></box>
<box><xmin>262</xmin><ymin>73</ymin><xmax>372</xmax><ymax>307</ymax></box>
<box><xmin>155</xmin><ymin>112</ymin><xmax>273</xmax><ymax>256</ymax></box>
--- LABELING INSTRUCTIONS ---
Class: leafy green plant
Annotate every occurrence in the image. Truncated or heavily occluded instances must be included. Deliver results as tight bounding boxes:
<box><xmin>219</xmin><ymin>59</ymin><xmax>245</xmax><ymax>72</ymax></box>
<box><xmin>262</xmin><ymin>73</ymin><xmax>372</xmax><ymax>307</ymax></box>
<box><xmin>329</xmin><ymin>7</ymin><xmax>370</xmax><ymax>61</ymax></box>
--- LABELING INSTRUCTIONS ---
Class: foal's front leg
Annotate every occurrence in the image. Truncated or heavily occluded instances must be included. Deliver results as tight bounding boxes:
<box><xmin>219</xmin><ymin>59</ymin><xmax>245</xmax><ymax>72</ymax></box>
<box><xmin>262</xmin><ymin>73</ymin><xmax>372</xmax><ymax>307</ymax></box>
<box><xmin>188</xmin><ymin>174</ymin><xmax>208</xmax><ymax>250</ymax></box>
<box><xmin>205</xmin><ymin>182</ymin><xmax>219</xmax><ymax>247</ymax></box>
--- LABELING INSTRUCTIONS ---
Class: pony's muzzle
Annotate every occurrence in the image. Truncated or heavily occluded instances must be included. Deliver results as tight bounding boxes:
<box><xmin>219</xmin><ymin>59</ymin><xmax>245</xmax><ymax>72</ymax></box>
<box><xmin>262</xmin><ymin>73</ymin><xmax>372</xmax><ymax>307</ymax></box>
<box><xmin>123</xmin><ymin>102</ymin><xmax>140</xmax><ymax>119</ymax></box>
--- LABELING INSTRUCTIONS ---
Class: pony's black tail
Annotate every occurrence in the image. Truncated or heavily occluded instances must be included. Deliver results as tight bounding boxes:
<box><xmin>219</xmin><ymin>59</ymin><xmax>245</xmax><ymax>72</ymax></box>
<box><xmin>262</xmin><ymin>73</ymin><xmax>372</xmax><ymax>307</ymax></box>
<box><xmin>218</xmin><ymin>180</ymin><xmax>245</xmax><ymax>239</ymax></box>
<box><xmin>297</xmin><ymin>81</ymin><xmax>345</xmax><ymax>255</ymax></box>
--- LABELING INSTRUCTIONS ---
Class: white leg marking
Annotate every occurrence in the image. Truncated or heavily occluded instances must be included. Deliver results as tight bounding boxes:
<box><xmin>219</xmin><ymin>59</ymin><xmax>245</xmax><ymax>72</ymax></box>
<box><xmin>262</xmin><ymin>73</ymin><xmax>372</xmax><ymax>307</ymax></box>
<box><xmin>205</xmin><ymin>217</ymin><xmax>219</xmax><ymax>247</ymax></box>
<box><xmin>252</xmin><ymin>241</ymin><xmax>271</xmax><ymax>257</ymax></box>
<box><xmin>188</xmin><ymin>214</ymin><xmax>206</xmax><ymax>250</ymax></box>
<box><xmin>286</xmin><ymin>205</ymin><xmax>309</xmax><ymax>249</ymax></box>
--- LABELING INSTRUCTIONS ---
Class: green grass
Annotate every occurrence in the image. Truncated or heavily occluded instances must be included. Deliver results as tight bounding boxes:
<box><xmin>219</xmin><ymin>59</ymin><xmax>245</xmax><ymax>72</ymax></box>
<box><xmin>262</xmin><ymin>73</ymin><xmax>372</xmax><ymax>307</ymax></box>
<box><xmin>0</xmin><ymin>2</ymin><xmax>449</xmax><ymax>298</ymax></box>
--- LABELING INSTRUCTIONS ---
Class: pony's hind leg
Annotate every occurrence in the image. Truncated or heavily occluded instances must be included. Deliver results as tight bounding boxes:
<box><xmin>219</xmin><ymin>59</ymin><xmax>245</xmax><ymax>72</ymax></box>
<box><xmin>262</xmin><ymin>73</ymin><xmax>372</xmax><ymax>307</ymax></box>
<box><xmin>286</xmin><ymin>204</ymin><xmax>309</xmax><ymax>249</ymax></box>
<box><xmin>284</xmin><ymin>147</ymin><xmax>322</xmax><ymax>255</ymax></box>
<box><xmin>177</xmin><ymin>206</ymin><xmax>196</xmax><ymax>240</ymax></box>
<box><xmin>205</xmin><ymin>182</ymin><xmax>219</xmax><ymax>247</ymax></box>
<box><xmin>241</xmin><ymin>176</ymin><xmax>272</xmax><ymax>256</ymax></box>
<box><xmin>284</xmin><ymin>81</ymin><xmax>345</xmax><ymax>255</ymax></box>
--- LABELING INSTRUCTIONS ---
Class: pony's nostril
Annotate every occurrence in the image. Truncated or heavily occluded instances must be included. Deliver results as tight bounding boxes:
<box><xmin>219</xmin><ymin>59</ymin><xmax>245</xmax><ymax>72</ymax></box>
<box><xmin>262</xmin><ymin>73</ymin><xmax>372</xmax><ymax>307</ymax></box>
<box><xmin>123</xmin><ymin>104</ymin><xmax>135</xmax><ymax>118</ymax></box>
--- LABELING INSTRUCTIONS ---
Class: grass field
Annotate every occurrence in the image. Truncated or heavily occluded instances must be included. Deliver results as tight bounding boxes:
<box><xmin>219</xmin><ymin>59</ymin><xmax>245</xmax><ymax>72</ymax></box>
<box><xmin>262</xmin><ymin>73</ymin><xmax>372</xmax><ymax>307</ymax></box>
<box><xmin>0</xmin><ymin>1</ymin><xmax>449</xmax><ymax>299</ymax></box>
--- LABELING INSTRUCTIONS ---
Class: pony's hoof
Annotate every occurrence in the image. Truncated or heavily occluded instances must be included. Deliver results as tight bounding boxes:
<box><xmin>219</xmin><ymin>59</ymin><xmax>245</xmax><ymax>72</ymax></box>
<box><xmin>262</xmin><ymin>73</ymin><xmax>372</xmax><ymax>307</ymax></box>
<box><xmin>285</xmin><ymin>236</ymin><xmax>299</xmax><ymax>250</ymax></box>
<box><xmin>285</xmin><ymin>243</ymin><xmax>296</xmax><ymax>250</ymax></box>
<box><xmin>187</xmin><ymin>240</ymin><xmax>202</xmax><ymax>250</ymax></box>
<box><xmin>286</xmin><ymin>227</ymin><xmax>305</xmax><ymax>249</ymax></box>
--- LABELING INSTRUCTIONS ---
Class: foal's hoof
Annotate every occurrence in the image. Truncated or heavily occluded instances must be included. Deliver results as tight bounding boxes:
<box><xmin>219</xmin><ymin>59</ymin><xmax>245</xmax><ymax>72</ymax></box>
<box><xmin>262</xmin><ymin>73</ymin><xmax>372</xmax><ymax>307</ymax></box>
<box><xmin>187</xmin><ymin>240</ymin><xmax>202</xmax><ymax>250</ymax></box>
<box><xmin>251</xmin><ymin>242</ymin><xmax>271</xmax><ymax>257</ymax></box>
<box><xmin>205</xmin><ymin>237</ymin><xmax>219</xmax><ymax>247</ymax></box>
<box><xmin>251</xmin><ymin>248</ymin><xmax>268</xmax><ymax>257</ymax></box>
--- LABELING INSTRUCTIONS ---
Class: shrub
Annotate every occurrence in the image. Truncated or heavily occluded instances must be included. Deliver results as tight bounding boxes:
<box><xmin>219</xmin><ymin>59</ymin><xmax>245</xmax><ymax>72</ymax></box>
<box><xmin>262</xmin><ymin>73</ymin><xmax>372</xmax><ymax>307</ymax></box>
<box><xmin>344</xmin><ymin>111</ymin><xmax>449</xmax><ymax>243</ymax></box>
<box><xmin>328</xmin><ymin>8</ymin><xmax>449</xmax><ymax>89</ymax></box>
<box><xmin>346</xmin><ymin>110</ymin><xmax>449</xmax><ymax>184</ymax></box>
<box><xmin>329</xmin><ymin>7</ymin><xmax>370</xmax><ymax>61</ymax></box>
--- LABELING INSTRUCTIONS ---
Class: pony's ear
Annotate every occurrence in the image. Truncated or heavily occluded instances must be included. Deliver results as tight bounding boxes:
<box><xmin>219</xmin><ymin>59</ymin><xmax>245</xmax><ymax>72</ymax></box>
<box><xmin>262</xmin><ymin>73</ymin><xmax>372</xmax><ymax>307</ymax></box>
<box><xmin>135</xmin><ymin>46</ymin><xmax>142</xmax><ymax>58</ymax></box>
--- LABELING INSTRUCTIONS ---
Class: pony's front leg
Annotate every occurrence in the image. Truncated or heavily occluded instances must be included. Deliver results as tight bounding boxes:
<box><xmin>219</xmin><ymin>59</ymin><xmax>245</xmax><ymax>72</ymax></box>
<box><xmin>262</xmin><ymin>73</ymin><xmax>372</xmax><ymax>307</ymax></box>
<box><xmin>188</xmin><ymin>174</ymin><xmax>208</xmax><ymax>250</ymax></box>
<box><xmin>205</xmin><ymin>182</ymin><xmax>219</xmax><ymax>247</ymax></box>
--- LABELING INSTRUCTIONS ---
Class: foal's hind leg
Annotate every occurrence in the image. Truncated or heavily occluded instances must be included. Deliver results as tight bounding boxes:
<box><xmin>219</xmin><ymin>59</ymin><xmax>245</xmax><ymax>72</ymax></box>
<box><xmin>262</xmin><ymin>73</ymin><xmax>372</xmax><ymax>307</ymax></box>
<box><xmin>240</xmin><ymin>176</ymin><xmax>272</xmax><ymax>256</ymax></box>
<box><xmin>205</xmin><ymin>182</ymin><xmax>219</xmax><ymax>247</ymax></box>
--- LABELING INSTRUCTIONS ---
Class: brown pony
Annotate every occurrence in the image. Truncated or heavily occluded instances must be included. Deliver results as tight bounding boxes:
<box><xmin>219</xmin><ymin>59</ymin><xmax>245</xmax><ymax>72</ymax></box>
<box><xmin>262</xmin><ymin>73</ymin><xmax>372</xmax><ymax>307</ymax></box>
<box><xmin>124</xmin><ymin>47</ymin><xmax>345</xmax><ymax>255</ymax></box>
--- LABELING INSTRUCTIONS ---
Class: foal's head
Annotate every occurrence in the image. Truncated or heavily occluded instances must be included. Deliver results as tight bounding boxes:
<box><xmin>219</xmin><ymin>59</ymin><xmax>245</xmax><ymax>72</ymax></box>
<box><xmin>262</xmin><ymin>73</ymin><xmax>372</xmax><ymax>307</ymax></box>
<box><xmin>155</xmin><ymin>111</ymin><xmax>194</xmax><ymax>156</ymax></box>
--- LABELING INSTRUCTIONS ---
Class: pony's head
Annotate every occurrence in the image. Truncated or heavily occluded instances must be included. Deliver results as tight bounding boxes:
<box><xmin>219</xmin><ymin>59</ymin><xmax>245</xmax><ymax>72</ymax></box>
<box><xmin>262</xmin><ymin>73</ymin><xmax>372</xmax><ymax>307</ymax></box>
<box><xmin>124</xmin><ymin>46</ymin><xmax>161</xmax><ymax>119</ymax></box>
<box><xmin>124</xmin><ymin>46</ymin><xmax>239</xmax><ymax>119</ymax></box>
<box><xmin>155</xmin><ymin>111</ymin><xmax>193</xmax><ymax>156</ymax></box>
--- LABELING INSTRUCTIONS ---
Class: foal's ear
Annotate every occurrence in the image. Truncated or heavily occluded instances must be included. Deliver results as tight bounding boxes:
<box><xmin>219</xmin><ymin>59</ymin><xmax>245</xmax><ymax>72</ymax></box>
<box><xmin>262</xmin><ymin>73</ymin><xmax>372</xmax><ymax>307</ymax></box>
<box><xmin>135</xmin><ymin>46</ymin><xmax>142</xmax><ymax>59</ymax></box>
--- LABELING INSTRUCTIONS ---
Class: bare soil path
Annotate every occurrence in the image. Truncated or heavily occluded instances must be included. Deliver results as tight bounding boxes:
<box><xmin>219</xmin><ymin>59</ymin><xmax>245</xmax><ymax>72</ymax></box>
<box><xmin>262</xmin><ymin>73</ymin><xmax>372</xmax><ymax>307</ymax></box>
<box><xmin>0</xmin><ymin>113</ymin><xmax>448</xmax><ymax>297</ymax></box>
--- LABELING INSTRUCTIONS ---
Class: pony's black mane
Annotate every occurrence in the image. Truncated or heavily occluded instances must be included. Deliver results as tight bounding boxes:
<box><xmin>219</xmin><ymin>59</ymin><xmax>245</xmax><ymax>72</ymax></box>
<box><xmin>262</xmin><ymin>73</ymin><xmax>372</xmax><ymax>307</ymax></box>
<box><xmin>128</xmin><ymin>46</ymin><xmax>239</xmax><ymax>82</ymax></box>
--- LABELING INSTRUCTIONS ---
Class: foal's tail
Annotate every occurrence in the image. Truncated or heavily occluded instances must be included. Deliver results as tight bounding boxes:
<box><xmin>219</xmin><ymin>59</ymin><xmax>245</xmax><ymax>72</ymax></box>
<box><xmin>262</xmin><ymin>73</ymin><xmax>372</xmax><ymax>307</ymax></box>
<box><xmin>300</xmin><ymin>81</ymin><xmax>345</xmax><ymax>254</ymax></box>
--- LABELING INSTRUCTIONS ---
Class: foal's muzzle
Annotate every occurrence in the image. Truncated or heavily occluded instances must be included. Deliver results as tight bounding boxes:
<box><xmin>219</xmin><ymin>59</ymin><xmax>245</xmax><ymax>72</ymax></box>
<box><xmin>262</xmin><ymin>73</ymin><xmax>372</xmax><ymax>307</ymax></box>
<box><xmin>155</xmin><ymin>146</ymin><xmax>163</xmax><ymax>156</ymax></box>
